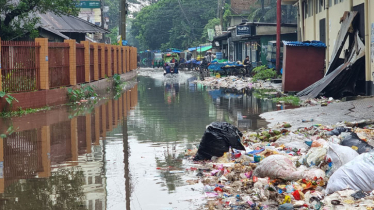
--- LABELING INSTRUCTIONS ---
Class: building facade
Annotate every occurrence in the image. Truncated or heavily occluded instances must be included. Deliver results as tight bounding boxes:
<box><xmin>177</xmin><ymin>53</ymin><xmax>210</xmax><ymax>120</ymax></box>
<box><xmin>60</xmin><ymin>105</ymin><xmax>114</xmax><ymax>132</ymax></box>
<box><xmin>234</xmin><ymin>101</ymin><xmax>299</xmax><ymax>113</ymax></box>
<box><xmin>283</xmin><ymin>0</ymin><xmax>374</xmax><ymax>95</ymax></box>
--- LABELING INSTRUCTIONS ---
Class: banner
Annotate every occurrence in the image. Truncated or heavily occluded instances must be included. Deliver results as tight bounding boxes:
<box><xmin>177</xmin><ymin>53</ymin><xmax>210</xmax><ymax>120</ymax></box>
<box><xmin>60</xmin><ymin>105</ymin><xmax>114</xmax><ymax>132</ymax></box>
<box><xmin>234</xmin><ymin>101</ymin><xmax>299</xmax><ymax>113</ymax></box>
<box><xmin>208</xmin><ymin>29</ymin><xmax>214</xmax><ymax>41</ymax></box>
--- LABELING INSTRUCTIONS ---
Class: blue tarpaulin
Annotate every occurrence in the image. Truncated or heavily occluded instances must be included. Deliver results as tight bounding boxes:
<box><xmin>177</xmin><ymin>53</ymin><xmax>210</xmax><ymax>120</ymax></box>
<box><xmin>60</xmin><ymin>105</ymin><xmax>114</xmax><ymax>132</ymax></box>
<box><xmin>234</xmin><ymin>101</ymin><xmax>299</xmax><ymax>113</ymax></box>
<box><xmin>208</xmin><ymin>62</ymin><xmax>243</xmax><ymax>71</ymax></box>
<box><xmin>283</xmin><ymin>41</ymin><xmax>326</xmax><ymax>48</ymax></box>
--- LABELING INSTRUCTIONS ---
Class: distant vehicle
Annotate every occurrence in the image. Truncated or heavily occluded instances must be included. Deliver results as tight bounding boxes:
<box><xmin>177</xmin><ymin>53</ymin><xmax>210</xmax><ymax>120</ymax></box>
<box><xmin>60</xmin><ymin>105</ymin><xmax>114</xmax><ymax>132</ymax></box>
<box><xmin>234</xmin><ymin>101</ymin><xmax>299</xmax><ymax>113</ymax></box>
<box><xmin>152</xmin><ymin>53</ymin><xmax>164</xmax><ymax>68</ymax></box>
<box><xmin>163</xmin><ymin>53</ymin><xmax>179</xmax><ymax>64</ymax></box>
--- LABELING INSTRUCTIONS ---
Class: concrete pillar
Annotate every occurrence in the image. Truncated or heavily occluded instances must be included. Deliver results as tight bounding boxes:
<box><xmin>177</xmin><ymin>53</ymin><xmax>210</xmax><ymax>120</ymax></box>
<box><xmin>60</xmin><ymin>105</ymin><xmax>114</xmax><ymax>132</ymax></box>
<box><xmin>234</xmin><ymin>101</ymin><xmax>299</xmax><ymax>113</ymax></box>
<box><xmin>107</xmin><ymin>100</ymin><xmax>113</xmax><ymax>131</ymax></box>
<box><xmin>107</xmin><ymin>44</ymin><xmax>112</xmax><ymax>77</ymax></box>
<box><xmin>122</xmin><ymin>93</ymin><xmax>127</xmax><ymax>117</ymax></box>
<box><xmin>113</xmin><ymin>46</ymin><xmax>118</xmax><ymax>75</ymax></box>
<box><xmin>85</xmin><ymin>114</ymin><xmax>92</xmax><ymax>154</ymax></box>
<box><xmin>70</xmin><ymin>118</ymin><xmax>78</xmax><ymax>165</ymax></box>
<box><xmin>99</xmin><ymin>43</ymin><xmax>105</xmax><ymax>79</ymax></box>
<box><xmin>127</xmin><ymin>47</ymin><xmax>130</xmax><ymax>72</ymax></box>
<box><xmin>35</xmin><ymin>38</ymin><xmax>49</xmax><ymax>89</ymax></box>
<box><xmin>0</xmin><ymin>138</ymin><xmax>4</xmax><ymax>193</ymax></box>
<box><xmin>38</xmin><ymin>126</ymin><xmax>51</xmax><ymax>178</ymax></box>
<box><xmin>64</xmin><ymin>40</ymin><xmax>77</xmax><ymax>86</ymax></box>
<box><xmin>93</xmin><ymin>43</ymin><xmax>99</xmax><ymax>80</ymax></box>
<box><xmin>119</xmin><ymin>94</ymin><xmax>123</xmax><ymax>120</ymax></box>
<box><xmin>81</xmin><ymin>41</ymin><xmax>90</xmax><ymax>82</ymax></box>
<box><xmin>94</xmin><ymin>107</ymin><xmax>100</xmax><ymax>144</ymax></box>
<box><xmin>0</xmin><ymin>38</ymin><xmax>2</xmax><ymax>91</ymax></box>
<box><xmin>101</xmin><ymin>104</ymin><xmax>107</xmax><ymax>141</ymax></box>
<box><xmin>114</xmin><ymin>99</ymin><xmax>118</xmax><ymax>127</ymax></box>
<box><xmin>118</xmin><ymin>46</ymin><xmax>122</xmax><ymax>74</ymax></box>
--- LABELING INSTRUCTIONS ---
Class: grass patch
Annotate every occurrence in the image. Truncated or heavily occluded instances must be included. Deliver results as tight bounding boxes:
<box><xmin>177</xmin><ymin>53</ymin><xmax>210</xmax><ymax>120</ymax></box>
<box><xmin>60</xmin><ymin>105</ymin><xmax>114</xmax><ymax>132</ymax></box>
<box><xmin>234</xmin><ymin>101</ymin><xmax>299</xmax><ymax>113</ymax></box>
<box><xmin>252</xmin><ymin>65</ymin><xmax>278</xmax><ymax>82</ymax></box>
<box><xmin>273</xmin><ymin>96</ymin><xmax>300</xmax><ymax>106</ymax></box>
<box><xmin>0</xmin><ymin>106</ymin><xmax>51</xmax><ymax>118</ymax></box>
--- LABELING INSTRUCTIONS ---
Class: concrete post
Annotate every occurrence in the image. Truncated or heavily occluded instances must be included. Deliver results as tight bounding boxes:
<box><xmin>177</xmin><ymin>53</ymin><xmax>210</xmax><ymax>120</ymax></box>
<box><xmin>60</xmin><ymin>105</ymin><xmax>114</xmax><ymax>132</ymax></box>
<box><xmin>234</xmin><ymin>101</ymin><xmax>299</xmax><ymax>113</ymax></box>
<box><xmin>108</xmin><ymin>100</ymin><xmax>113</xmax><ymax>131</ymax></box>
<box><xmin>94</xmin><ymin>107</ymin><xmax>100</xmax><ymax>144</ymax></box>
<box><xmin>35</xmin><ymin>38</ymin><xmax>49</xmax><ymax>89</ymax></box>
<box><xmin>81</xmin><ymin>41</ymin><xmax>90</xmax><ymax>82</ymax></box>
<box><xmin>85</xmin><ymin>114</ymin><xmax>92</xmax><ymax>154</ymax></box>
<box><xmin>99</xmin><ymin>43</ymin><xmax>105</xmax><ymax>79</ymax></box>
<box><xmin>38</xmin><ymin>126</ymin><xmax>51</xmax><ymax>178</ymax></box>
<box><xmin>0</xmin><ymin>38</ymin><xmax>2</xmax><ymax>91</ymax></box>
<box><xmin>70</xmin><ymin>118</ymin><xmax>78</xmax><ymax>165</ymax></box>
<box><xmin>114</xmin><ymin>99</ymin><xmax>118</xmax><ymax>127</ymax></box>
<box><xmin>0</xmin><ymin>138</ymin><xmax>4</xmax><ymax>193</ymax></box>
<box><xmin>119</xmin><ymin>94</ymin><xmax>123</xmax><ymax>119</ymax></box>
<box><xmin>107</xmin><ymin>44</ymin><xmax>112</xmax><ymax>77</ymax></box>
<box><xmin>93</xmin><ymin>43</ymin><xmax>99</xmax><ymax>80</ymax></box>
<box><xmin>118</xmin><ymin>46</ymin><xmax>122</xmax><ymax>74</ymax></box>
<box><xmin>64</xmin><ymin>40</ymin><xmax>77</xmax><ymax>86</ymax></box>
<box><xmin>101</xmin><ymin>104</ymin><xmax>107</xmax><ymax>141</ymax></box>
<box><xmin>112</xmin><ymin>46</ymin><xmax>118</xmax><ymax>76</ymax></box>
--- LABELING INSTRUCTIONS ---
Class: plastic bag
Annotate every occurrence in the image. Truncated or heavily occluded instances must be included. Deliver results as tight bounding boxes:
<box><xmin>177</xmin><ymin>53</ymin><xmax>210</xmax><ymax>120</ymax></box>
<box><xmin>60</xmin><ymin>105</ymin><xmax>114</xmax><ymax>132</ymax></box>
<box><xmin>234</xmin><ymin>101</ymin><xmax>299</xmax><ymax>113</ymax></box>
<box><xmin>253</xmin><ymin>155</ymin><xmax>304</xmax><ymax>181</ymax></box>
<box><xmin>302</xmin><ymin>147</ymin><xmax>327</xmax><ymax>167</ymax></box>
<box><xmin>326</xmin><ymin>127</ymin><xmax>351</xmax><ymax>136</ymax></box>
<box><xmin>325</xmin><ymin>142</ymin><xmax>359</xmax><ymax>176</ymax></box>
<box><xmin>325</xmin><ymin>151</ymin><xmax>374</xmax><ymax>194</ymax></box>
<box><xmin>275</xmin><ymin>133</ymin><xmax>309</xmax><ymax>150</ymax></box>
<box><xmin>340</xmin><ymin>132</ymin><xmax>374</xmax><ymax>154</ymax></box>
<box><xmin>194</xmin><ymin>122</ymin><xmax>245</xmax><ymax>161</ymax></box>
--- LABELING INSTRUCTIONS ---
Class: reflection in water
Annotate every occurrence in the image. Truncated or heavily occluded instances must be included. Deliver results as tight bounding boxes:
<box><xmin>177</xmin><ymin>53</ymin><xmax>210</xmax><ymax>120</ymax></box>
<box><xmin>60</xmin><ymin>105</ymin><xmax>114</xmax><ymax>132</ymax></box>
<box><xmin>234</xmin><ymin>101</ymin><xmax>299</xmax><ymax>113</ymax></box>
<box><xmin>0</xmin><ymin>84</ymin><xmax>138</xmax><ymax>210</ymax></box>
<box><xmin>0</xmin><ymin>69</ymin><xmax>290</xmax><ymax>210</ymax></box>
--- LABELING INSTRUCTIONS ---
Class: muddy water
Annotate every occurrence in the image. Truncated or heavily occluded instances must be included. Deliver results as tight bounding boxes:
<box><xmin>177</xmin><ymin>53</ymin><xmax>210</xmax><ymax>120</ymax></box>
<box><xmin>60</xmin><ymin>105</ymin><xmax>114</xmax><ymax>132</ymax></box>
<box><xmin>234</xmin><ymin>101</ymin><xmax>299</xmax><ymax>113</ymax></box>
<box><xmin>0</xmin><ymin>69</ymin><xmax>287</xmax><ymax>210</ymax></box>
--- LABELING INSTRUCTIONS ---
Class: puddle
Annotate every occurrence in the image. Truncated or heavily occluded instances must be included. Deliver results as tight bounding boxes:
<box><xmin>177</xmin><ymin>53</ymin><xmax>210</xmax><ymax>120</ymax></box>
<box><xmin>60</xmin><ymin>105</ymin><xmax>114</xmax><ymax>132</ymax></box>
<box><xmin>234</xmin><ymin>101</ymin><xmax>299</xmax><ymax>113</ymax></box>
<box><xmin>0</xmin><ymin>69</ymin><xmax>295</xmax><ymax>210</ymax></box>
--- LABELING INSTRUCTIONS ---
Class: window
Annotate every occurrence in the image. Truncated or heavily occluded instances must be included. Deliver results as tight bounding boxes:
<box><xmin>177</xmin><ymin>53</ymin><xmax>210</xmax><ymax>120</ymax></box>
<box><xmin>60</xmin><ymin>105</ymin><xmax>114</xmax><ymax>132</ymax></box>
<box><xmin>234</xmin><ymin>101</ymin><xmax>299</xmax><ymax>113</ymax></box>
<box><xmin>308</xmin><ymin>0</ymin><xmax>313</xmax><ymax>17</ymax></box>
<box><xmin>316</xmin><ymin>0</ymin><xmax>319</xmax><ymax>14</ymax></box>
<box><xmin>329</xmin><ymin>0</ymin><xmax>332</xmax><ymax>7</ymax></box>
<box><xmin>319</xmin><ymin>0</ymin><xmax>324</xmax><ymax>12</ymax></box>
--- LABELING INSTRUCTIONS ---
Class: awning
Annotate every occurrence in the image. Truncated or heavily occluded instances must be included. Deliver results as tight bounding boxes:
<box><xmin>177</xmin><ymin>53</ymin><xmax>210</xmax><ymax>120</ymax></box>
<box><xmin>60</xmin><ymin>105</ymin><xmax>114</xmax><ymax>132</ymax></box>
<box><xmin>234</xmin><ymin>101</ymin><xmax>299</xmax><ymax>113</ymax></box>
<box><xmin>188</xmin><ymin>45</ymin><xmax>212</xmax><ymax>52</ymax></box>
<box><xmin>213</xmin><ymin>32</ymin><xmax>231</xmax><ymax>41</ymax></box>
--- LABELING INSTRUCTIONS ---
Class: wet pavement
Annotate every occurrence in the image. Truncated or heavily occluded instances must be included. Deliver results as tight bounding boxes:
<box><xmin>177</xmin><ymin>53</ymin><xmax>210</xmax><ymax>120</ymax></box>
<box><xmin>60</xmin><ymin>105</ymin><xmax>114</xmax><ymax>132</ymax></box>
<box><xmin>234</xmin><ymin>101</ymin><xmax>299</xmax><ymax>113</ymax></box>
<box><xmin>0</xmin><ymin>68</ymin><xmax>293</xmax><ymax>210</ymax></box>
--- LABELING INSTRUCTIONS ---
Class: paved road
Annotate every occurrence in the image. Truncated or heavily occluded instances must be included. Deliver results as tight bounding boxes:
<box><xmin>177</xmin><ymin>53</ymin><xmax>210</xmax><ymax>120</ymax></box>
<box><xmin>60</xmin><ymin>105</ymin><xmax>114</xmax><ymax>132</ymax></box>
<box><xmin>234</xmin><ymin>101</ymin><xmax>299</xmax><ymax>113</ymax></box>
<box><xmin>260</xmin><ymin>97</ymin><xmax>374</xmax><ymax>129</ymax></box>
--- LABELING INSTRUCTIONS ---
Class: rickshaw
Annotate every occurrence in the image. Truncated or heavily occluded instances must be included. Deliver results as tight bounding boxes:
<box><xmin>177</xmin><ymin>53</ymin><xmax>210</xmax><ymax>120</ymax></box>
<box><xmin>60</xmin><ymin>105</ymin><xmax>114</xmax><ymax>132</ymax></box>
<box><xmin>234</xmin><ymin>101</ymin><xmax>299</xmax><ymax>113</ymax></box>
<box><xmin>152</xmin><ymin>52</ymin><xmax>164</xmax><ymax>68</ymax></box>
<box><xmin>163</xmin><ymin>53</ymin><xmax>180</xmax><ymax>75</ymax></box>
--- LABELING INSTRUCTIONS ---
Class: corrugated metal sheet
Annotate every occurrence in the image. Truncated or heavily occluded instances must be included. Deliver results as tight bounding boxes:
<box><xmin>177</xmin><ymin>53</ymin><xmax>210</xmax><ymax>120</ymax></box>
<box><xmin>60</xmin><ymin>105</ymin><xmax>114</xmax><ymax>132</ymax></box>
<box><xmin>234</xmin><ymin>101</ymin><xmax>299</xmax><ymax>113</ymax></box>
<box><xmin>38</xmin><ymin>12</ymin><xmax>108</xmax><ymax>34</ymax></box>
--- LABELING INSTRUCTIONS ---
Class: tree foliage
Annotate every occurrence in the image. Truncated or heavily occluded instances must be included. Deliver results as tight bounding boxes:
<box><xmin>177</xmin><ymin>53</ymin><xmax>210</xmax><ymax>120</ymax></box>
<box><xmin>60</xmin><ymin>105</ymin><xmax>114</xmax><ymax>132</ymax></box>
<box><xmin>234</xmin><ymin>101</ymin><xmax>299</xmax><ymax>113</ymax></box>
<box><xmin>130</xmin><ymin>0</ymin><xmax>220</xmax><ymax>50</ymax></box>
<box><xmin>0</xmin><ymin>0</ymin><xmax>79</xmax><ymax>40</ymax></box>
<box><xmin>248</xmin><ymin>0</ymin><xmax>297</xmax><ymax>23</ymax></box>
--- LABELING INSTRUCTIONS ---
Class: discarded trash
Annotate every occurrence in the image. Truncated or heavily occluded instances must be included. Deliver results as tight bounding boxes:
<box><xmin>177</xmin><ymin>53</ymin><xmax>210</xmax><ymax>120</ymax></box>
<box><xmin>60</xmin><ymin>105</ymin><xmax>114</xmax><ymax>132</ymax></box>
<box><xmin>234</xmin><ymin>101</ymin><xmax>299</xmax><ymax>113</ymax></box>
<box><xmin>326</xmin><ymin>151</ymin><xmax>374</xmax><ymax>194</ymax></box>
<box><xmin>340</xmin><ymin>132</ymin><xmax>374</xmax><ymax>154</ymax></box>
<box><xmin>193</xmin><ymin>122</ymin><xmax>245</xmax><ymax>161</ymax></box>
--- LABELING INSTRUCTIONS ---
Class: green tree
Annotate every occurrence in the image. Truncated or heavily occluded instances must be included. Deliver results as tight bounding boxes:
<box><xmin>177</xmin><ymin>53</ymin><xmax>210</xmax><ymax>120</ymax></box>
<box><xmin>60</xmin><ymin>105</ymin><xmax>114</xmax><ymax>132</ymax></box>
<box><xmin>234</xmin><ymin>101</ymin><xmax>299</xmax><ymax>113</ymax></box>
<box><xmin>130</xmin><ymin>0</ymin><xmax>218</xmax><ymax>51</ymax></box>
<box><xmin>0</xmin><ymin>0</ymin><xmax>79</xmax><ymax>40</ymax></box>
<box><xmin>248</xmin><ymin>0</ymin><xmax>297</xmax><ymax>23</ymax></box>
<box><xmin>201</xmin><ymin>18</ymin><xmax>220</xmax><ymax>43</ymax></box>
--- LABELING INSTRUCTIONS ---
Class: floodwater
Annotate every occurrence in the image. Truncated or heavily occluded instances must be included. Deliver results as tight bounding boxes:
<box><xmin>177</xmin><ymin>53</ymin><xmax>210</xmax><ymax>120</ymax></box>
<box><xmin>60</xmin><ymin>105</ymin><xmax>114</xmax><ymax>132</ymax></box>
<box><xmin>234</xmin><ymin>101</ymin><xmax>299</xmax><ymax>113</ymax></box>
<box><xmin>0</xmin><ymin>68</ymin><xmax>288</xmax><ymax>210</ymax></box>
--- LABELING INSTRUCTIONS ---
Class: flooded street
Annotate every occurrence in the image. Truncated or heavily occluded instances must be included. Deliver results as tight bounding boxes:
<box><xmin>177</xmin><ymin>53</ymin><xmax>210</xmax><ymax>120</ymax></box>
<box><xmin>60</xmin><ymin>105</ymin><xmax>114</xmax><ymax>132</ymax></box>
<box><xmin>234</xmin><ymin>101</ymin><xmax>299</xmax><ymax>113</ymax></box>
<box><xmin>0</xmin><ymin>68</ymin><xmax>286</xmax><ymax>210</ymax></box>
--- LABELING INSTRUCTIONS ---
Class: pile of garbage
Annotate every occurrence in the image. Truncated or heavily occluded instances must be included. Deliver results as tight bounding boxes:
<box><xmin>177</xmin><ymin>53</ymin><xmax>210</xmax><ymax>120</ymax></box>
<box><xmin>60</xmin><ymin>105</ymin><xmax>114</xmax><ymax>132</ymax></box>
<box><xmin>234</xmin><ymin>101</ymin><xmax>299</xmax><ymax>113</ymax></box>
<box><xmin>299</xmin><ymin>97</ymin><xmax>340</xmax><ymax>107</ymax></box>
<box><xmin>185</xmin><ymin>122</ymin><xmax>374</xmax><ymax>209</ymax></box>
<box><xmin>195</xmin><ymin>76</ymin><xmax>281</xmax><ymax>91</ymax></box>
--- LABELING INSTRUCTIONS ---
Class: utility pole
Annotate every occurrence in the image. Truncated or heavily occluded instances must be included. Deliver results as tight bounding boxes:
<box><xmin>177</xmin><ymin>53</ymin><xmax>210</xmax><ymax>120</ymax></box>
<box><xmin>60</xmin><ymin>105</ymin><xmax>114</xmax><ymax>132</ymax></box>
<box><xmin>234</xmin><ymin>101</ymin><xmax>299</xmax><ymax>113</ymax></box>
<box><xmin>276</xmin><ymin>0</ymin><xmax>281</xmax><ymax>74</ymax></box>
<box><xmin>101</xmin><ymin>0</ymin><xmax>105</xmax><ymax>43</ymax></box>
<box><xmin>217</xmin><ymin>0</ymin><xmax>220</xmax><ymax>18</ymax></box>
<box><xmin>220</xmin><ymin>0</ymin><xmax>226</xmax><ymax>29</ymax></box>
<box><xmin>120</xmin><ymin>0</ymin><xmax>127</xmax><ymax>42</ymax></box>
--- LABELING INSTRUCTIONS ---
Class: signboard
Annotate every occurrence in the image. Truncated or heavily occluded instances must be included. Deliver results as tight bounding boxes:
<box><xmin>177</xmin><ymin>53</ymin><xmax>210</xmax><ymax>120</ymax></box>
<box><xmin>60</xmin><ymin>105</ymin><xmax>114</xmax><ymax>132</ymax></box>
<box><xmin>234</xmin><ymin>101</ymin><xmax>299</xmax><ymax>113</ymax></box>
<box><xmin>77</xmin><ymin>1</ymin><xmax>101</xmax><ymax>8</ymax></box>
<box><xmin>207</xmin><ymin>29</ymin><xmax>214</xmax><ymax>41</ymax></box>
<box><xmin>215</xmin><ymin>25</ymin><xmax>222</xmax><ymax>36</ymax></box>
<box><xmin>237</xmin><ymin>25</ymin><xmax>251</xmax><ymax>36</ymax></box>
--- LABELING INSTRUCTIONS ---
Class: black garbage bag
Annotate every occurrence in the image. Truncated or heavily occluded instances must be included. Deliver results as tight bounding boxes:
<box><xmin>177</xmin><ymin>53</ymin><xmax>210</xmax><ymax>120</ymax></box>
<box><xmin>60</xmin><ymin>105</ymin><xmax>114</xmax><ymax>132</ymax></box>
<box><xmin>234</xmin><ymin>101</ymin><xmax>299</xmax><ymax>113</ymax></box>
<box><xmin>193</xmin><ymin>122</ymin><xmax>245</xmax><ymax>161</ymax></box>
<box><xmin>341</xmin><ymin>132</ymin><xmax>374</xmax><ymax>154</ymax></box>
<box><xmin>326</xmin><ymin>126</ymin><xmax>351</xmax><ymax>136</ymax></box>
